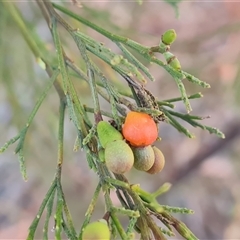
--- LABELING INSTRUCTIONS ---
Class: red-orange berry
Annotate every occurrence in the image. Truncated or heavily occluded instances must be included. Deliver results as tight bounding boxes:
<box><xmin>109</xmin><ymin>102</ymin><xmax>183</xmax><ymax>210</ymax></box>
<box><xmin>122</xmin><ymin>111</ymin><xmax>158</xmax><ymax>147</ymax></box>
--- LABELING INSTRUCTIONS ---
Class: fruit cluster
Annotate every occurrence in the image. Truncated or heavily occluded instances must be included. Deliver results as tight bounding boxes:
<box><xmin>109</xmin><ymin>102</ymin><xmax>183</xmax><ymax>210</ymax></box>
<box><xmin>97</xmin><ymin>111</ymin><xmax>165</xmax><ymax>175</ymax></box>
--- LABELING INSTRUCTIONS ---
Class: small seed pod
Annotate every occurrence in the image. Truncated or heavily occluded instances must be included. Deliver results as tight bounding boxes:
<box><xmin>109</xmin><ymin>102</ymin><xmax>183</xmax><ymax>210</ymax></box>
<box><xmin>161</xmin><ymin>29</ymin><xmax>177</xmax><ymax>45</ymax></box>
<box><xmin>132</xmin><ymin>145</ymin><xmax>155</xmax><ymax>171</ymax></box>
<box><xmin>147</xmin><ymin>146</ymin><xmax>165</xmax><ymax>174</ymax></box>
<box><xmin>97</xmin><ymin>121</ymin><xmax>123</xmax><ymax>148</ymax></box>
<box><xmin>169</xmin><ymin>57</ymin><xmax>181</xmax><ymax>71</ymax></box>
<box><xmin>82</xmin><ymin>219</ymin><xmax>111</xmax><ymax>240</ymax></box>
<box><xmin>163</xmin><ymin>52</ymin><xmax>181</xmax><ymax>71</ymax></box>
<box><xmin>105</xmin><ymin>140</ymin><xmax>134</xmax><ymax>174</ymax></box>
<box><xmin>122</xmin><ymin>111</ymin><xmax>158</xmax><ymax>147</ymax></box>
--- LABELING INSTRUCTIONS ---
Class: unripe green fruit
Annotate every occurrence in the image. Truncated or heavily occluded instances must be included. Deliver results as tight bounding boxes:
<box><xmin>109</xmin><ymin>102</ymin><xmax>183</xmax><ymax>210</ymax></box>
<box><xmin>132</xmin><ymin>146</ymin><xmax>155</xmax><ymax>171</ymax></box>
<box><xmin>147</xmin><ymin>146</ymin><xmax>165</xmax><ymax>174</ymax></box>
<box><xmin>162</xmin><ymin>29</ymin><xmax>177</xmax><ymax>45</ymax></box>
<box><xmin>97</xmin><ymin>121</ymin><xmax>123</xmax><ymax>148</ymax></box>
<box><xmin>128</xmin><ymin>232</ymin><xmax>135</xmax><ymax>239</ymax></box>
<box><xmin>82</xmin><ymin>219</ymin><xmax>110</xmax><ymax>240</ymax></box>
<box><xmin>105</xmin><ymin>140</ymin><xmax>134</xmax><ymax>174</ymax></box>
<box><xmin>169</xmin><ymin>57</ymin><xmax>181</xmax><ymax>71</ymax></box>
<box><xmin>163</xmin><ymin>52</ymin><xmax>181</xmax><ymax>71</ymax></box>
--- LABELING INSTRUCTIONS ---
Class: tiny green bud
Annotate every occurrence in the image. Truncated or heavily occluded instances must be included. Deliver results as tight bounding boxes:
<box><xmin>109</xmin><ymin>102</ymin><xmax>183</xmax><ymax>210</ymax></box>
<box><xmin>169</xmin><ymin>57</ymin><xmax>181</xmax><ymax>71</ymax></box>
<box><xmin>163</xmin><ymin>52</ymin><xmax>181</xmax><ymax>71</ymax></box>
<box><xmin>110</xmin><ymin>55</ymin><xmax>123</xmax><ymax>65</ymax></box>
<box><xmin>161</xmin><ymin>29</ymin><xmax>177</xmax><ymax>45</ymax></box>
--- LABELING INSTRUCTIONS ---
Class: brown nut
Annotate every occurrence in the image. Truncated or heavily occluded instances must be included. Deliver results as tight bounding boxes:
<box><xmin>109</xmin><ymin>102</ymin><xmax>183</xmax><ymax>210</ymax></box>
<box><xmin>147</xmin><ymin>146</ymin><xmax>165</xmax><ymax>174</ymax></box>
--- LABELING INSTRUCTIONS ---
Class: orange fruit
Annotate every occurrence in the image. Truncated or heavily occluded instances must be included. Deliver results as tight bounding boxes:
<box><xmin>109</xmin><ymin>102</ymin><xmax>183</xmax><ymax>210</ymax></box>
<box><xmin>122</xmin><ymin>111</ymin><xmax>158</xmax><ymax>147</ymax></box>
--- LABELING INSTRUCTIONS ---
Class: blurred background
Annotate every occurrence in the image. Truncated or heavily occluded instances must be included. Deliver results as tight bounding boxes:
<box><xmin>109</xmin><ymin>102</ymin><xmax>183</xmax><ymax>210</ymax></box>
<box><xmin>0</xmin><ymin>1</ymin><xmax>240</xmax><ymax>239</ymax></box>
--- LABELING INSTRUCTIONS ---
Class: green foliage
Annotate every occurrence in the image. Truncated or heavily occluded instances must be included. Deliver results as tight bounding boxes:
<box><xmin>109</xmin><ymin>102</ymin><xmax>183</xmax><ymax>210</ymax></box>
<box><xmin>164</xmin><ymin>0</ymin><xmax>183</xmax><ymax>17</ymax></box>
<box><xmin>0</xmin><ymin>1</ymin><xmax>225</xmax><ymax>240</ymax></box>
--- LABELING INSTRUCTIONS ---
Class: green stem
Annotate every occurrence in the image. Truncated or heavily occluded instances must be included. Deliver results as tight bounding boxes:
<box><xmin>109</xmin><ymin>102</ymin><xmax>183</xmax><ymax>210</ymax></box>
<box><xmin>161</xmin><ymin>212</ymin><xmax>199</xmax><ymax>240</ymax></box>
<box><xmin>79</xmin><ymin>183</ymin><xmax>102</xmax><ymax>240</ymax></box>
<box><xmin>58</xmin><ymin>100</ymin><xmax>66</xmax><ymax>166</ymax></box>
<box><xmin>182</xmin><ymin>70</ymin><xmax>210</xmax><ymax>88</ymax></box>
<box><xmin>43</xmin><ymin>188</ymin><xmax>56</xmax><ymax>240</ymax></box>
<box><xmin>128</xmin><ymin>190</ymin><xmax>163</xmax><ymax>240</ymax></box>
<box><xmin>0</xmin><ymin>134</ymin><xmax>21</xmax><ymax>153</ymax></box>
<box><xmin>55</xmin><ymin>182</ymin><xmax>64</xmax><ymax>240</ymax></box>
<box><xmin>116</xmin><ymin>42</ymin><xmax>155</xmax><ymax>81</ymax></box>
<box><xmin>26</xmin><ymin>179</ymin><xmax>57</xmax><ymax>240</ymax></box>
<box><xmin>70</xmin><ymin>32</ymin><xmax>102</xmax><ymax>122</ymax></box>
<box><xmin>163</xmin><ymin>92</ymin><xmax>203</xmax><ymax>103</ymax></box>
<box><xmin>162</xmin><ymin>109</ymin><xmax>195</xmax><ymax>138</ymax></box>
<box><xmin>17</xmin><ymin>148</ymin><xmax>27</xmax><ymax>181</ymax></box>
<box><xmin>84</xmin><ymin>106</ymin><xmax>117</xmax><ymax>119</ymax></box>
<box><xmin>104</xmin><ymin>190</ymin><xmax>128</xmax><ymax>240</ymax></box>
<box><xmin>147</xmin><ymin>216</ymin><xmax>167</xmax><ymax>240</ymax></box>
<box><xmin>161</xmin><ymin>205</ymin><xmax>194</xmax><ymax>214</ymax></box>
<box><xmin>51</xmin><ymin>16</ymin><xmax>89</xmax><ymax>136</ymax></box>
<box><xmin>59</xmin><ymin>183</ymin><xmax>78</xmax><ymax>239</ymax></box>
<box><xmin>152</xmin><ymin>183</ymin><xmax>172</xmax><ymax>198</ymax></box>
<box><xmin>53</xmin><ymin>3</ymin><xmax>148</xmax><ymax>53</ymax></box>
<box><xmin>105</xmin><ymin>177</ymin><xmax>131</xmax><ymax>190</ymax></box>
<box><xmin>51</xmin><ymin>17</ymin><xmax>68</xmax><ymax>95</ymax></box>
<box><xmin>172</xmin><ymin>77</ymin><xmax>192</xmax><ymax>113</ymax></box>
<box><xmin>66</xmin><ymin>59</ymin><xmax>113</xmax><ymax>107</ymax></box>
<box><xmin>55</xmin><ymin>95</ymin><xmax>77</xmax><ymax>239</ymax></box>
<box><xmin>62</xmin><ymin>217</ymin><xmax>74</xmax><ymax>240</ymax></box>
<box><xmin>112</xmin><ymin>207</ymin><xmax>140</xmax><ymax>218</ymax></box>
<box><xmin>166</xmin><ymin>109</ymin><xmax>225</xmax><ymax>138</ymax></box>
<box><xmin>95</xmin><ymin>67</ymin><xmax>123</xmax><ymax>126</ymax></box>
<box><xmin>157</xmin><ymin>101</ymin><xmax>175</xmax><ymax>108</ymax></box>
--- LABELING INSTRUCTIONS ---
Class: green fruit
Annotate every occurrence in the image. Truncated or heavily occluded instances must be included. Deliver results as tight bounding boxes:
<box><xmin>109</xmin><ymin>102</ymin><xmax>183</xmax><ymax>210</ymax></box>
<box><xmin>97</xmin><ymin>121</ymin><xmax>123</xmax><ymax>148</ymax></box>
<box><xmin>169</xmin><ymin>57</ymin><xmax>181</xmax><ymax>71</ymax></box>
<box><xmin>147</xmin><ymin>146</ymin><xmax>165</xmax><ymax>174</ymax></box>
<box><xmin>163</xmin><ymin>52</ymin><xmax>181</xmax><ymax>71</ymax></box>
<box><xmin>105</xmin><ymin>140</ymin><xmax>134</xmax><ymax>174</ymax></box>
<box><xmin>82</xmin><ymin>219</ymin><xmax>110</xmax><ymax>240</ymax></box>
<box><xmin>132</xmin><ymin>146</ymin><xmax>155</xmax><ymax>171</ymax></box>
<box><xmin>161</xmin><ymin>29</ymin><xmax>177</xmax><ymax>45</ymax></box>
